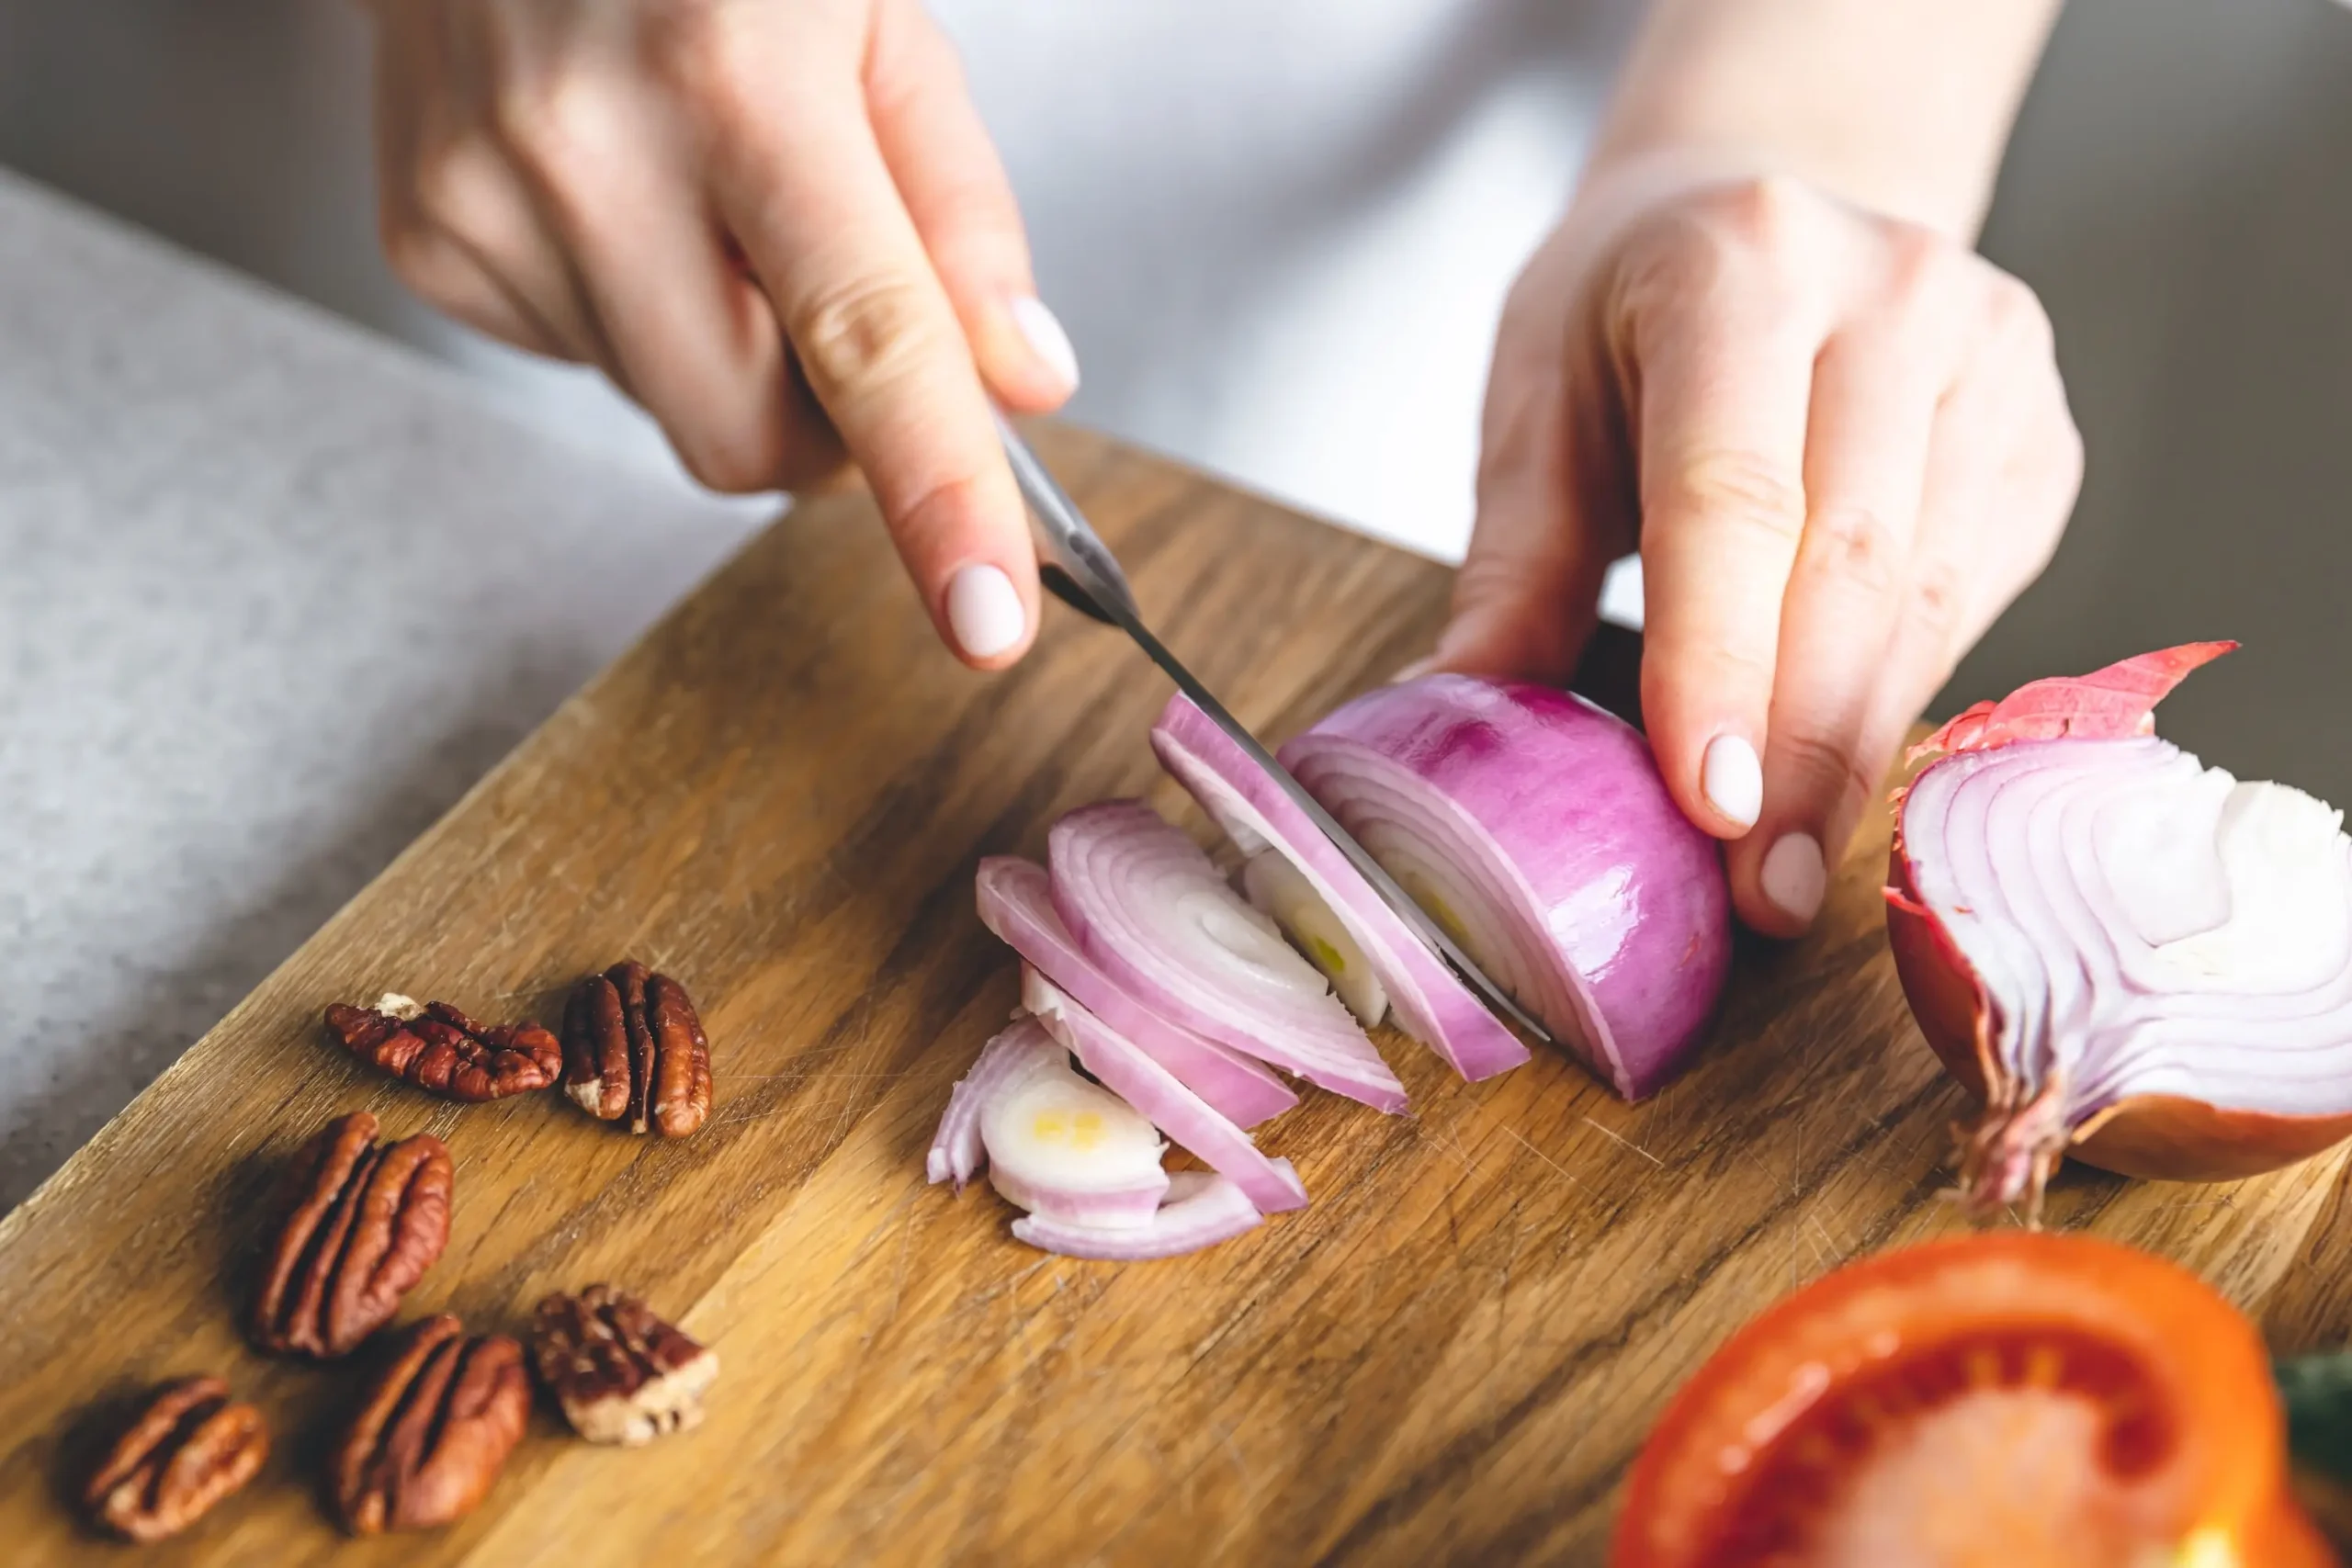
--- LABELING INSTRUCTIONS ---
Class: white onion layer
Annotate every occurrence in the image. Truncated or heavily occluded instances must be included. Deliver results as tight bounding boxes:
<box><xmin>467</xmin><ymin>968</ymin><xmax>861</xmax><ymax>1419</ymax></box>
<box><xmin>1901</xmin><ymin>737</ymin><xmax>2352</xmax><ymax>1126</ymax></box>
<box><xmin>1012</xmin><ymin>1169</ymin><xmax>1272</xmax><ymax>1260</ymax></box>
<box><xmin>1048</xmin><ymin>799</ymin><xmax>1407</xmax><ymax>1111</ymax></box>
<box><xmin>976</xmin><ymin>856</ymin><xmax>1298</xmax><ymax>1128</ymax></box>
<box><xmin>928</xmin><ymin>1020</ymin><xmax>1063</xmax><ymax>1190</ymax></box>
<box><xmin>1243</xmin><ymin>852</ymin><xmax>1388</xmax><ymax>1027</ymax></box>
<box><xmin>976</xmin><ymin>1019</ymin><xmax>1170</xmax><ymax>1228</ymax></box>
<box><xmin>1023</xmin><ymin>965</ymin><xmax>1309</xmax><ymax>1213</ymax></box>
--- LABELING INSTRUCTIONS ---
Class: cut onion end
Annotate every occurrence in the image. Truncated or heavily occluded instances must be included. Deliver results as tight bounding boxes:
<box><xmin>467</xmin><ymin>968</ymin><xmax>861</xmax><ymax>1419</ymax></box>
<box><xmin>1241</xmin><ymin>852</ymin><xmax>1389</xmax><ymax>1029</ymax></box>
<box><xmin>1889</xmin><ymin>643</ymin><xmax>2352</xmax><ymax>1216</ymax></box>
<box><xmin>1012</xmin><ymin>1168</ymin><xmax>1275</xmax><ymax>1260</ymax></box>
<box><xmin>975</xmin><ymin>1018</ymin><xmax>1170</xmax><ymax>1228</ymax></box>
<box><xmin>1024</xmin><ymin>964</ymin><xmax>1308</xmax><ymax>1213</ymax></box>
<box><xmin>975</xmin><ymin>856</ymin><xmax>1298</xmax><ymax>1128</ymax></box>
<box><xmin>1047</xmin><ymin>799</ymin><xmax>1408</xmax><ymax>1112</ymax></box>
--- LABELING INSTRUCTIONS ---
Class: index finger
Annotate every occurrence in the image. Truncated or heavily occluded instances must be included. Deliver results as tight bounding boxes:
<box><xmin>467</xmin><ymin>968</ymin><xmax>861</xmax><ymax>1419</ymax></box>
<box><xmin>709</xmin><ymin>57</ymin><xmax>1036</xmax><ymax>668</ymax></box>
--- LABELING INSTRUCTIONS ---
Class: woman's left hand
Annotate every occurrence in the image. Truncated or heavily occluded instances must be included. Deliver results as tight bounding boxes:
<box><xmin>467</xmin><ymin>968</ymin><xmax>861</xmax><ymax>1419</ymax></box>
<box><xmin>1431</xmin><ymin>164</ymin><xmax>2083</xmax><ymax>936</ymax></box>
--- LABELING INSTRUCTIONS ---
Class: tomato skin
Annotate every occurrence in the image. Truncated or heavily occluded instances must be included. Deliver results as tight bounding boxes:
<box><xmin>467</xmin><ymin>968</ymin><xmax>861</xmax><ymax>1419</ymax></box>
<box><xmin>1610</xmin><ymin>1233</ymin><xmax>2330</xmax><ymax>1568</ymax></box>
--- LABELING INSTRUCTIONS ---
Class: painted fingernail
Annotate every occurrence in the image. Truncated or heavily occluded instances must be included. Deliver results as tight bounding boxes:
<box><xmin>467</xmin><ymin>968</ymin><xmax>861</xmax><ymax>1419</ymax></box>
<box><xmin>945</xmin><ymin>562</ymin><xmax>1026</xmax><ymax>660</ymax></box>
<box><xmin>1760</xmin><ymin>832</ymin><xmax>1827</xmax><ymax>925</ymax></box>
<box><xmin>1010</xmin><ymin>296</ymin><xmax>1080</xmax><ymax>394</ymax></box>
<box><xmin>1389</xmin><ymin>656</ymin><xmax>1436</xmax><ymax>685</ymax></box>
<box><xmin>1700</xmin><ymin>734</ymin><xmax>1762</xmax><ymax>829</ymax></box>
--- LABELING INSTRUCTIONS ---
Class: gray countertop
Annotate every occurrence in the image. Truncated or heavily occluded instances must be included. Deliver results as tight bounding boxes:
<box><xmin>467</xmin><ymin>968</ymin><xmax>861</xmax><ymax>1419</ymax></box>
<box><xmin>0</xmin><ymin>171</ymin><xmax>761</xmax><ymax>1210</ymax></box>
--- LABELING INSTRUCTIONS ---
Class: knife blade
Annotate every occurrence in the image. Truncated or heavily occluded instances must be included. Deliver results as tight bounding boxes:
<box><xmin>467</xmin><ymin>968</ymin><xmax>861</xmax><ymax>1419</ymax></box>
<box><xmin>995</xmin><ymin>413</ymin><xmax>1556</xmax><ymax>1050</ymax></box>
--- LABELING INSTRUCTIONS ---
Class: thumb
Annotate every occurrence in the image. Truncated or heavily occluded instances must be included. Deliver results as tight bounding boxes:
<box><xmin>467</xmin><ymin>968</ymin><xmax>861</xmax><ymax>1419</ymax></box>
<box><xmin>1425</xmin><ymin>369</ymin><xmax>1614</xmax><ymax>683</ymax></box>
<box><xmin>866</xmin><ymin>0</ymin><xmax>1077</xmax><ymax>414</ymax></box>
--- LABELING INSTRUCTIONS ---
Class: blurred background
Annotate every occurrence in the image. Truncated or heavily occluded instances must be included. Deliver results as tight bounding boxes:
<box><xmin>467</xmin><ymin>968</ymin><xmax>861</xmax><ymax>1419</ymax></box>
<box><xmin>7</xmin><ymin>0</ymin><xmax>2350</xmax><ymax>792</ymax></box>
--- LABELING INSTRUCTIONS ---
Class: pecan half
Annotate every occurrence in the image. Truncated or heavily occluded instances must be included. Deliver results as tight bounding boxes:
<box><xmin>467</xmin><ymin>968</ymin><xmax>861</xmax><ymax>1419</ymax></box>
<box><xmin>530</xmin><ymin>1285</ymin><xmax>718</xmax><ymax>1446</ymax></box>
<box><xmin>83</xmin><ymin>1377</ymin><xmax>268</xmax><ymax>1542</ymax></box>
<box><xmin>326</xmin><ymin>992</ymin><xmax>562</xmax><ymax>1101</ymax></box>
<box><xmin>560</xmin><ymin>963</ymin><xmax>712</xmax><ymax>1137</ymax></box>
<box><xmin>330</xmin><ymin>1315</ymin><xmax>529</xmax><ymax>1535</ymax></box>
<box><xmin>251</xmin><ymin>1111</ymin><xmax>452</xmax><ymax>1358</ymax></box>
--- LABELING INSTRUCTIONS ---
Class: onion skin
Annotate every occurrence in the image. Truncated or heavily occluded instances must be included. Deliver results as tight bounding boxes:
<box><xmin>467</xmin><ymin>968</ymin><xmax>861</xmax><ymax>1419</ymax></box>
<box><xmin>1887</xmin><ymin>641</ymin><xmax>2352</xmax><ymax>1209</ymax></box>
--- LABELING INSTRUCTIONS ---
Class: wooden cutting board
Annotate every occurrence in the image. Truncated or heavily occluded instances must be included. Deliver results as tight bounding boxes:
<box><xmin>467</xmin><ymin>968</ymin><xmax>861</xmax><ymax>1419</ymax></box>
<box><xmin>6</xmin><ymin>424</ymin><xmax>2352</xmax><ymax>1565</ymax></box>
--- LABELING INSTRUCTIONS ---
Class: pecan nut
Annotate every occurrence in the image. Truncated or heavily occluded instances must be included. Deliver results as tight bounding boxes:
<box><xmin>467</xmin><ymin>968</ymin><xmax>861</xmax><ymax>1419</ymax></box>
<box><xmin>330</xmin><ymin>1314</ymin><xmax>529</xmax><ymax>1535</ymax></box>
<box><xmin>83</xmin><ymin>1377</ymin><xmax>268</xmax><ymax>1542</ymax></box>
<box><xmin>326</xmin><ymin>993</ymin><xmax>561</xmax><ymax>1101</ymax></box>
<box><xmin>530</xmin><ymin>1285</ymin><xmax>718</xmax><ymax>1446</ymax></box>
<box><xmin>560</xmin><ymin>963</ymin><xmax>712</xmax><ymax>1137</ymax></box>
<box><xmin>251</xmin><ymin>1111</ymin><xmax>452</xmax><ymax>1358</ymax></box>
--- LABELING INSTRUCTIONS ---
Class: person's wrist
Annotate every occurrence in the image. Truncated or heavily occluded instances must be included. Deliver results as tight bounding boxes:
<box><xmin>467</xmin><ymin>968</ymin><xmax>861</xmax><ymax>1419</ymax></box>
<box><xmin>1575</xmin><ymin>138</ymin><xmax>1973</xmax><ymax>243</ymax></box>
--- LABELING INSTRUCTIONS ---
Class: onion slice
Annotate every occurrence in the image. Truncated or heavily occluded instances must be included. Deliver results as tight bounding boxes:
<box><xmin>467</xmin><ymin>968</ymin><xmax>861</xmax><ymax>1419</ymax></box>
<box><xmin>978</xmin><ymin>1018</ymin><xmax>1170</xmax><ymax>1228</ymax></box>
<box><xmin>1281</xmin><ymin>675</ymin><xmax>1730</xmax><ymax>1099</ymax></box>
<box><xmin>1152</xmin><ymin>695</ymin><xmax>1527</xmax><ymax>1081</ymax></box>
<box><xmin>1243</xmin><ymin>852</ymin><xmax>1387</xmax><ymax>1027</ymax></box>
<box><xmin>928</xmin><ymin>1018</ymin><xmax>1063</xmax><ymax>1190</ymax></box>
<box><xmin>1023</xmin><ymin>965</ymin><xmax>1308</xmax><ymax>1213</ymax></box>
<box><xmin>975</xmin><ymin>856</ymin><xmax>1298</xmax><ymax>1128</ymax></box>
<box><xmin>1012</xmin><ymin>1169</ymin><xmax>1272</xmax><ymax>1260</ymax></box>
<box><xmin>1048</xmin><ymin>800</ymin><xmax>1407</xmax><ymax>1111</ymax></box>
<box><xmin>1888</xmin><ymin>642</ymin><xmax>2352</xmax><ymax>1215</ymax></box>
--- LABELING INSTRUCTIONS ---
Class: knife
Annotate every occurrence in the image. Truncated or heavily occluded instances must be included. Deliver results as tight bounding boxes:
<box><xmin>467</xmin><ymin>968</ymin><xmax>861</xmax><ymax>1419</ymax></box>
<box><xmin>994</xmin><ymin>412</ymin><xmax>1555</xmax><ymax>1049</ymax></box>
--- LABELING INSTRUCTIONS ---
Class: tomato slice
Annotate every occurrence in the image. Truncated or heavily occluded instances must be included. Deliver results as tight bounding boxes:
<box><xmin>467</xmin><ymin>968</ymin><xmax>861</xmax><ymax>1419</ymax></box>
<box><xmin>1612</xmin><ymin>1234</ymin><xmax>2334</xmax><ymax>1568</ymax></box>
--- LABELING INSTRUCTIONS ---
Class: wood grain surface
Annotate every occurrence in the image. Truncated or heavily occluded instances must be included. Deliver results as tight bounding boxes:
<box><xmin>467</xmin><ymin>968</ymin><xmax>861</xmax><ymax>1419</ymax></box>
<box><xmin>4</xmin><ymin>425</ymin><xmax>2349</xmax><ymax>1566</ymax></box>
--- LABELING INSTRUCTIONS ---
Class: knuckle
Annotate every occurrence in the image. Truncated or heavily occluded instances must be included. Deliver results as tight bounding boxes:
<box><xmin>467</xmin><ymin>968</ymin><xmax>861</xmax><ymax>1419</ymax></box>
<box><xmin>1985</xmin><ymin>271</ymin><xmax>2057</xmax><ymax>356</ymax></box>
<box><xmin>1805</xmin><ymin>503</ymin><xmax>1905</xmax><ymax>602</ymax></box>
<box><xmin>788</xmin><ymin>271</ymin><xmax>949</xmax><ymax>400</ymax></box>
<box><xmin>1778</xmin><ymin>726</ymin><xmax>1881</xmax><ymax>816</ymax></box>
<box><xmin>1650</xmin><ymin>449</ymin><xmax>1808</xmax><ymax>553</ymax></box>
<box><xmin>1697</xmin><ymin>174</ymin><xmax>1815</xmax><ymax>251</ymax></box>
<box><xmin>1905</xmin><ymin>554</ymin><xmax>1971</xmax><ymax>652</ymax></box>
<box><xmin>673</xmin><ymin>422</ymin><xmax>783</xmax><ymax>494</ymax></box>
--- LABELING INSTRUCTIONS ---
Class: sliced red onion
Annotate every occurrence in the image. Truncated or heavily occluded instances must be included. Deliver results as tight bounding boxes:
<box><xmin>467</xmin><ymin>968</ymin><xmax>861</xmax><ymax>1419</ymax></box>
<box><xmin>1242</xmin><ymin>852</ymin><xmax>1388</xmax><ymax>1027</ymax></box>
<box><xmin>976</xmin><ymin>1018</ymin><xmax>1170</xmax><ymax>1228</ymax></box>
<box><xmin>1280</xmin><ymin>675</ymin><xmax>1730</xmax><ymax>1100</ymax></box>
<box><xmin>1012</xmin><ymin>1168</ymin><xmax>1273</xmax><ymax>1260</ymax></box>
<box><xmin>1048</xmin><ymin>800</ymin><xmax>1408</xmax><ymax>1111</ymax></box>
<box><xmin>927</xmin><ymin>1019</ymin><xmax>1063</xmax><ymax>1190</ymax></box>
<box><xmin>1023</xmin><ymin>965</ymin><xmax>1308</xmax><ymax>1213</ymax></box>
<box><xmin>1152</xmin><ymin>694</ymin><xmax>1529</xmax><ymax>1082</ymax></box>
<box><xmin>975</xmin><ymin>856</ymin><xmax>1297</xmax><ymax>1128</ymax></box>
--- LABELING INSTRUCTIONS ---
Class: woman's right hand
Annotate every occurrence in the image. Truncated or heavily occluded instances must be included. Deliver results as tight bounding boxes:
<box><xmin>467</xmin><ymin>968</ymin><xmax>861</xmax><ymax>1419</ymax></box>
<box><xmin>368</xmin><ymin>0</ymin><xmax>1078</xmax><ymax>667</ymax></box>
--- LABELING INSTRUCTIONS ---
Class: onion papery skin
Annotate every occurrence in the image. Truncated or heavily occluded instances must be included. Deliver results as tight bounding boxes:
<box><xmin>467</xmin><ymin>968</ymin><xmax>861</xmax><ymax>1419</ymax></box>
<box><xmin>1150</xmin><ymin>694</ymin><xmax>1529</xmax><ymax>1083</ymax></box>
<box><xmin>976</xmin><ymin>856</ymin><xmax>1298</xmax><ymax>1128</ymax></box>
<box><xmin>1280</xmin><ymin>675</ymin><xmax>1730</xmax><ymax>1100</ymax></box>
<box><xmin>1048</xmin><ymin>800</ymin><xmax>1407</xmax><ymax>1111</ymax></box>
<box><xmin>1891</xmin><ymin>720</ymin><xmax>2352</xmax><ymax>1211</ymax></box>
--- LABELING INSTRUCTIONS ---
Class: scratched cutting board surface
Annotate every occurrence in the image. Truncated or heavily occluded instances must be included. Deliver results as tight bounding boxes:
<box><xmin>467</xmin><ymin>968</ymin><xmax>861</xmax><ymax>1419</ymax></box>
<box><xmin>7</xmin><ymin>424</ymin><xmax>2352</xmax><ymax>1566</ymax></box>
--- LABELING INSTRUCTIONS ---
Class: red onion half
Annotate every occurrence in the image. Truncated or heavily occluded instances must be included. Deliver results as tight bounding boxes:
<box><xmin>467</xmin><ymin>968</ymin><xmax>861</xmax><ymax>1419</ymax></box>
<box><xmin>1023</xmin><ymin>965</ymin><xmax>1309</xmax><ymax>1213</ymax></box>
<box><xmin>1049</xmin><ymin>800</ymin><xmax>1408</xmax><ymax>1111</ymax></box>
<box><xmin>1281</xmin><ymin>675</ymin><xmax>1731</xmax><ymax>1099</ymax></box>
<box><xmin>1886</xmin><ymin>642</ymin><xmax>2352</xmax><ymax>1215</ymax></box>
<box><xmin>1151</xmin><ymin>695</ymin><xmax>1532</xmax><ymax>1083</ymax></box>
